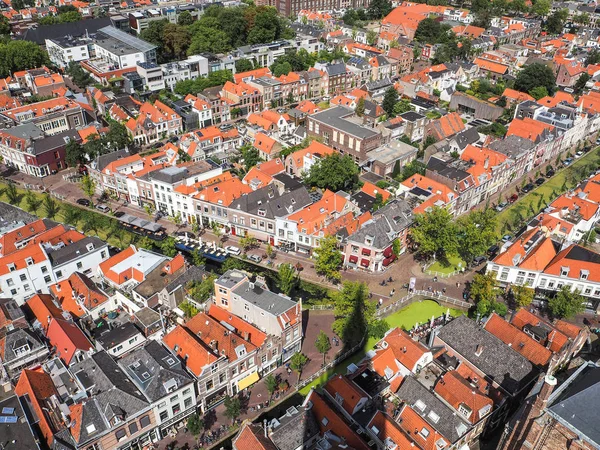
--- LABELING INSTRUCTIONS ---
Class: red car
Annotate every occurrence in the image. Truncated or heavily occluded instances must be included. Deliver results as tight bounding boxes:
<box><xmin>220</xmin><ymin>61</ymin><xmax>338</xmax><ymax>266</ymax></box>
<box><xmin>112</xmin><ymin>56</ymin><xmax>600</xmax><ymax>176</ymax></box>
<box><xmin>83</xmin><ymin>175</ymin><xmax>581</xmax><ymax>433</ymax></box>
<box><xmin>508</xmin><ymin>193</ymin><xmax>519</xmax><ymax>203</ymax></box>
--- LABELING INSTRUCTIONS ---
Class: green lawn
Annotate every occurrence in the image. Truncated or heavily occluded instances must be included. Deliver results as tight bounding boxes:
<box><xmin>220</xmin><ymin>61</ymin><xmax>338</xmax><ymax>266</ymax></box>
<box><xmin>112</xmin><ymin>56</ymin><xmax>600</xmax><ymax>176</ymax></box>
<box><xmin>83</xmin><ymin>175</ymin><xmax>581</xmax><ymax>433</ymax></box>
<box><xmin>496</xmin><ymin>148</ymin><xmax>600</xmax><ymax>234</ymax></box>
<box><xmin>298</xmin><ymin>300</ymin><xmax>463</xmax><ymax>395</ymax></box>
<box><xmin>317</xmin><ymin>101</ymin><xmax>330</xmax><ymax>109</ymax></box>
<box><xmin>428</xmin><ymin>255</ymin><xmax>465</xmax><ymax>274</ymax></box>
<box><xmin>0</xmin><ymin>182</ymin><xmax>137</xmax><ymax>249</ymax></box>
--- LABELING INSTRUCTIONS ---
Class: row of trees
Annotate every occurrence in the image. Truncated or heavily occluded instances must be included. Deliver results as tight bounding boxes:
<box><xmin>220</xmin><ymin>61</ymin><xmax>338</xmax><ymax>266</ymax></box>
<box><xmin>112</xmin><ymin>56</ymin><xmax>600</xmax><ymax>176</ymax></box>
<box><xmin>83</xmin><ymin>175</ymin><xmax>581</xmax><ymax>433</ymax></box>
<box><xmin>414</xmin><ymin>18</ymin><xmax>473</xmax><ymax>64</ymax></box>
<box><xmin>342</xmin><ymin>0</ymin><xmax>393</xmax><ymax>26</ymax></box>
<box><xmin>411</xmin><ymin>206</ymin><xmax>498</xmax><ymax>266</ymax></box>
<box><xmin>0</xmin><ymin>40</ymin><xmax>49</xmax><ymax>78</ymax></box>
<box><xmin>140</xmin><ymin>5</ymin><xmax>294</xmax><ymax>64</ymax></box>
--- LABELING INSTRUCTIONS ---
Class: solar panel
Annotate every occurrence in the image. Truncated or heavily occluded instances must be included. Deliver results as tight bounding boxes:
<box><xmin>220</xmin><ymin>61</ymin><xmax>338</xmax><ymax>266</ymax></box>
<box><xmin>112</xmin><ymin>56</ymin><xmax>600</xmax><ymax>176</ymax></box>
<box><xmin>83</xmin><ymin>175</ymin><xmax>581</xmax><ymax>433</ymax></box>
<box><xmin>1</xmin><ymin>407</ymin><xmax>14</xmax><ymax>414</ymax></box>
<box><xmin>0</xmin><ymin>416</ymin><xmax>18</xmax><ymax>423</ymax></box>
<box><xmin>97</xmin><ymin>26</ymin><xmax>157</xmax><ymax>53</ymax></box>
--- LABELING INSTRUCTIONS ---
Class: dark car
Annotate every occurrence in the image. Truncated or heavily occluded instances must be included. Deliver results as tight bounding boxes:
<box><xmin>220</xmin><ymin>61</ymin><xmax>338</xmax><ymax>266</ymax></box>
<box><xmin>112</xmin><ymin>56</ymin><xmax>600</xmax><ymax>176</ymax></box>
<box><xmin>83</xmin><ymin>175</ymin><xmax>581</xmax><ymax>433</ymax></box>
<box><xmin>546</xmin><ymin>169</ymin><xmax>555</xmax><ymax>178</ymax></box>
<box><xmin>487</xmin><ymin>245</ymin><xmax>500</xmax><ymax>257</ymax></box>
<box><xmin>114</xmin><ymin>211</ymin><xmax>126</xmax><ymax>218</ymax></box>
<box><xmin>472</xmin><ymin>255</ymin><xmax>487</xmax><ymax>266</ymax></box>
<box><xmin>76</xmin><ymin>198</ymin><xmax>90</xmax><ymax>207</ymax></box>
<box><xmin>535</xmin><ymin>177</ymin><xmax>545</xmax><ymax>186</ymax></box>
<box><xmin>521</xmin><ymin>183</ymin><xmax>535</xmax><ymax>193</ymax></box>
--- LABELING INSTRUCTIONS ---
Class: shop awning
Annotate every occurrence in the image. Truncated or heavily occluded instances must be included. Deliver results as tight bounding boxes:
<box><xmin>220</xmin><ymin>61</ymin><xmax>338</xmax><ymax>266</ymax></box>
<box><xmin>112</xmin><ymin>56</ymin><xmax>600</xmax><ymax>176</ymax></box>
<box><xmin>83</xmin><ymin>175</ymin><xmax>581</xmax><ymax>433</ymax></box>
<box><xmin>349</xmin><ymin>255</ymin><xmax>358</xmax><ymax>264</ymax></box>
<box><xmin>362</xmin><ymin>248</ymin><xmax>371</xmax><ymax>256</ymax></box>
<box><xmin>361</xmin><ymin>258</ymin><xmax>370</xmax><ymax>267</ymax></box>
<box><xmin>237</xmin><ymin>371</ymin><xmax>260</xmax><ymax>391</ymax></box>
<box><xmin>383</xmin><ymin>246</ymin><xmax>393</xmax><ymax>258</ymax></box>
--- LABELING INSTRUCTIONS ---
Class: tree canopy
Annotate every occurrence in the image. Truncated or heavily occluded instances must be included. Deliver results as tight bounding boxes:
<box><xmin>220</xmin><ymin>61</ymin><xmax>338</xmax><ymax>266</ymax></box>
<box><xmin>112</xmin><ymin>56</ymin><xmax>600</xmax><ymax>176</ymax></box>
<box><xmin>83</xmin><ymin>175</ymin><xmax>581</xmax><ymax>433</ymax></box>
<box><xmin>314</xmin><ymin>235</ymin><xmax>343</xmax><ymax>282</ymax></box>
<box><xmin>66</xmin><ymin>61</ymin><xmax>92</xmax><ymax>89</ymax></box>
<box><xmin>549</xmin><ymin>287</ymin><xmax>585</xmax><ymax>319</ymax></box>
<box><xmin>0</xmin><ymin>41</ymin><xmax>49</xmax><ymax>78</ymax></box>
<box><xmin>410</xmin><ymin>207</ymin><xmax>459</xmax><ymax>262</ymax></box>
<box><xmin>515</xmin><ymin>63</ymin><xmax>556</xmax><ymax>96</ymax></box>
<box><xmin>304</xmin><ymin>153</ymin><xmax>359</xmax><ymax>192</ymax></box>
<box><xmin>174</xmin><ymin>70</ymin><xmax>233</xmax><ymax>96</ymax></box>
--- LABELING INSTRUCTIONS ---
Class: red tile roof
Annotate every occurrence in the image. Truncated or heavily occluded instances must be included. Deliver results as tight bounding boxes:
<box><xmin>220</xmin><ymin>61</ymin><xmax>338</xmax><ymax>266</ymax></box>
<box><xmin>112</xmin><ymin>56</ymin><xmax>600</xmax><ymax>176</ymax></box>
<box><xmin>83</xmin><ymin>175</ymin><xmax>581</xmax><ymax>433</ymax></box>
<box><xmin>163</xmin><ymin>325</ymin><xmax>217</xmax><ymax>377</ymax></box>
<box><xmin>307</xmin><ymin>390</ymin><xmax>370</xmax><ymax>450</ymax></box>
<box><xmin>367</xmin><ymin>411</ymin><xmax>419</xmax><ymax>448</ymax></box>
<box><xmin>233</xmin><ymin>423</ymin><xmax>277</xmax><ymax>450</ymax></box>
<box><xmin>510</xmin><ymin>309</ymin><xmax>569</xmax><ymax>353</ymax></box>
<box><xmin>25</xmin><ymin>293</ymin><xmax>63</xmax><ymax>332</ymax></box>
<box><xmin>397</xmin><ymin>405</ymin><xmax>450</xmax><ymax>450</ymax></box>
<box><xmin>434</xmin><ymin>371</ymin><xmax>493</xmax><ymax>424</ymax></box>
<box><xmin>324</xmin><ymin>374</ymin><xmax>369</xmax><ymax>415</ymax></box>
<box><xmin>377</xmin><ymin>328</ymin><xmax>430</xmax><ymax>372</ymax></box>
<box><xmin>46</xmin><ymin>318</ymin><xmax>92</xmax><ymax>365</ymax></box>
<box><xmin>483</xmin><ymin>313</ymin><xmax>552</xmax><ymax>366</ymax></box>
<box><xmin>208</xmin><ymin>304</ymin><xmax>267</xmax><ymax>347</ymax></box>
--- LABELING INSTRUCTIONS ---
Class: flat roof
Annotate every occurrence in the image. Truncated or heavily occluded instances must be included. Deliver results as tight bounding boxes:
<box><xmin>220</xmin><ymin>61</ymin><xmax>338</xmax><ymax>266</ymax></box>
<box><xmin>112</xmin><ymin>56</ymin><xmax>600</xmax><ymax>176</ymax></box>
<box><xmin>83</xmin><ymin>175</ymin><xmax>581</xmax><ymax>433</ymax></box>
<box><xmin>310</xmin><ymin>106</ymin><xmax>379</xmax><ymax>139</ymax></box>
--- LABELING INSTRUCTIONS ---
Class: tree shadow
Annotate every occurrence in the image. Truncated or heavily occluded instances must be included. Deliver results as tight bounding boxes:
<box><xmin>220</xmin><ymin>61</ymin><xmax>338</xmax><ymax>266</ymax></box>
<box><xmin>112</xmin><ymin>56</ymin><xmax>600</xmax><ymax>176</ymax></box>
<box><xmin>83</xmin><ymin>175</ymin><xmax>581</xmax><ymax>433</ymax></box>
<box><xmin>203</xmin><ymin>409</ymin><xmax>217</xmax><ymax>430</ymax></box>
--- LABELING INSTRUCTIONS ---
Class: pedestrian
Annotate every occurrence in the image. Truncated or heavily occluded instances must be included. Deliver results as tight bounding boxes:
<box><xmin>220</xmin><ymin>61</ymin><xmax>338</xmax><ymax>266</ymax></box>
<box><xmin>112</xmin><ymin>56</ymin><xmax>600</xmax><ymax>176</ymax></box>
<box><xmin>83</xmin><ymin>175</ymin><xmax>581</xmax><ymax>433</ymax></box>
<box><xmin>379</xmin><ymin>298</ymin><xmax>383</xmax><ymax>307</ymax></box>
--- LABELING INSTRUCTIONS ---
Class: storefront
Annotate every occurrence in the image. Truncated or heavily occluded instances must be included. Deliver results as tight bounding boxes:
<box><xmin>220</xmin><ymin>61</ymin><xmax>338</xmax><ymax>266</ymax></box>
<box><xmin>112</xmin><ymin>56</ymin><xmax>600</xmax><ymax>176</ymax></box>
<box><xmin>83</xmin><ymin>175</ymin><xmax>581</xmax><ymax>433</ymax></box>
<box><xmin>204</xmin><ymin>386</ymin><xmax>228</xmax><ymax>411</ymax></box>
<box><xmin>237</xmin><ymin>371</ymin><xmax>260</xmax><ymax>391</ymax></box>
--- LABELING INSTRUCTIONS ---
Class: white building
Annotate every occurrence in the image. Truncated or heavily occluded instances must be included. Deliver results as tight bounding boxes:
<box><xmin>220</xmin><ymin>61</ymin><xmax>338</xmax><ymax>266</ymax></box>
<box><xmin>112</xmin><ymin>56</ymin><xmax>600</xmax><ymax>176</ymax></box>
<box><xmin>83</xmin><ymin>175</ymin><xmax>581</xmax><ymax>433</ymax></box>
<box><xmin>46</xmin><ymin>36</ymin><xmax>92</xmax><ymax>68</ymax></box>
<box><xmin>137</xmin><ymin>62</ymin><xmax>166</xmax><ymax>92</ymax></box>
<box><xmin>93</xmin><ymin>26</ymin><xmax>157</xmax><ymax>69</ymax></box>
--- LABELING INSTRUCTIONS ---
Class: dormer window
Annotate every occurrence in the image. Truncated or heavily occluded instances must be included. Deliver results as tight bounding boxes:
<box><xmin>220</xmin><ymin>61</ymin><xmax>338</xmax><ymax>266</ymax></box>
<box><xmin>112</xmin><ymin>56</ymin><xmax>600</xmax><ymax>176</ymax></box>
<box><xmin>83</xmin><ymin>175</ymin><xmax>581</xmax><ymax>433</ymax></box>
<box><xmin>25</xmin><ymin>257</ymin><xmax>33</xmax><ymax>266</ymax></box>
<box><xmin>580</xmin><ymin>269</ymin><xmax>589</xmax><ymax>280</ymax></box>
<box><xmin>420</xmin><ymin>428</ymin><xmax>430</xmax><ymax>439</ymax></box>
<box><xmin>86</xmin><ymin>243</ymin><xmax>95</xmax><ymax>252</ymax></box>
<box><xmin>428</xmin><ymin>411</ymin><xmax>440</xmax><ymax>423</ymax></box>
<box><xmin>561</xmin><ymin>266</ymin><xmax>570</xmax><ymax>277</ymax></box>
<box><xmin>458</xmin><ymin>404</ymin><xmax>472</xmax><ymax>419</ymax></box>
<box><xmin>7</xmin><ymin>263</ymin><xmax>15</xmax><ymax>272</ymax></box>
<box><xmin>415</xmin><ymin>400</ymin><xmax>426</xmax><ymax>412</ymax></box>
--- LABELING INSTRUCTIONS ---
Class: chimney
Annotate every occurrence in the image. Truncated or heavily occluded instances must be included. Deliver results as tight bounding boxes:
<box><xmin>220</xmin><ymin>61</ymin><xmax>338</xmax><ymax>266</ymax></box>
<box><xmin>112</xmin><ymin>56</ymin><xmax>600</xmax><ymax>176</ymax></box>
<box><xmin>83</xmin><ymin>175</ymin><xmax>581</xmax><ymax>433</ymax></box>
<box><xmin>475</xmin><ymin>344</ymin><xmax>483</xmax><ymax>356</ymax></box>
<box><xmin>403</xmin><ymin>346</ymin><xmax>407</xmax><ymax>353</ymax></box>
<box><xmin>533</xmin><ymin>374</ymin><xmax>557</xmax><ymax>411</ymax></box>
<box><xmin>263</xmin><ymin>419</ymin><xmax>268</xmax><ymax>438</ymax></box>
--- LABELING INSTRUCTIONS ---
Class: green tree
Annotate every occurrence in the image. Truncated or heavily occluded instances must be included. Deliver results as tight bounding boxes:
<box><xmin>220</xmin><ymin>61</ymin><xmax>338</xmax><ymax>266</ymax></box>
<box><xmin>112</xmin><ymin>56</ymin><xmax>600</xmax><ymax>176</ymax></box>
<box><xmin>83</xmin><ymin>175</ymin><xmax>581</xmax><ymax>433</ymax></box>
<box><xmin>528</xmin><ymin>86</ymin><xmax>548</xmax><ymax>100</ymax></box>
<box><xmin>367</xmin><ymin>0</ymin><xmax>392</xmax><ymax>19</ymax></box>
<box><xmin>66</xmin><ymin>62</ymin><xmax>92</xmax><ymax>89</ymax></box>
<box><xmin>0</xmin><ymin>39</ymin><xmax>48</xmax><ymax>78</ymax></box>
<box><xmin>314</xmin><ymin>235</ymin><xmax>343</xmax><ymax>282</ymax></box>
<box><xmin>532</xmin><ymin>0</ymin><xmax>550</xmax><ymax>16</ymax></box>
<box><xmin>265</xmin><ymin>374</ymin><xmax>278</xmax><ymax>399</ymax></box>
<box><xmin>0</xmin><ymin>16</ymin><xmax>11</xmax><ymax>36</ymax></box>
<box><xmin>304</xmin><ymin>153</ymin><xmax>359</xmax><ymax>191</ymax></box>
<box><xmin>515</xmin><ymin>63</ymin><xmax>556</xmax><ymax>95</ymax></box>
<box><xmin>278</xmin><ymin>263</ymin><xmax>297</xmax><ymax>296</ymax></box>
<box><xmin>239</xmin><ymin>235</ymin><xmax>258</xmax><ymax>252</ymax></box>
<box><xmin>457</xmin><ymin>208</ymin><xmax>498</xmax><ymax>263</ymax></box>
<box><xmin>2</xmin><ymin>182</ymin><xmax>20</xmax><ymax>205</ymax></box>
<box><xmin>511</xmin><ymin>285</ymin><xmax>534</xmax><ymax>308</ymax></box>
<box><xmin>42</xmin><ymin>194</ymin><xmax>60</xmax><ymax>219</ymax></box>
<box><xmin>355</xmin><ymin>96</ymin><xmax>365</xmax><ymax>116</ymax></box>
<box><xmin>382</xmin><ymin>87</ymin><xmax>399</xmax><ymax>116</ymax></box>
<box><xmin>410</xmin><ymin>207</ymin><xmax>458</xmax><ymax>262</ymax></box>
<box><xmin>160</xmin><ymin>237</ymin><xmax>178</xmax><ymax>257</ymax></box>
<box><xmin>105</xmin><ymin>121</ymin><xmax>133</xmax><ymax>152</ymax></box>
<box><xmin>186</xmin><ymin>413</ymin><xmax>204</xmax><ymax>441</ymax></box>
<box><xmin>272</xmin><ymin>61</ymin><xmax>292</xmax><ymax>77</ymax></box>
<box><xmin>414</xmin><ymin>17</ymin><xmax>442</xmax><ymax>44</ymax></box>
<box><xmin>289</xmin><ymin>352</ymin><xmax>309</xmax><ymax>383</ymax></box>
<box><xmin>315</xmin><ymin>330</ymin><xmax>331</xmax><ymax>365</ymax></box>
<box><xmin>546</xmin><ymin>8</ymin><xmax>568</xmax><ymax>34</ymax></box>
<box><xmin>586</xmin><ymin>48</ymin><xmax>600</xmax><ymax>65</ymax></box>
<box><xmin>470</xmin><ymin>272</ymin><xmax>502</xmax><ymax>316</ymax></box>
<box><xmin>178</xmin><ymin>10</ymin><xmax>194</xmax><ymax>26</ymax></box>
<box><xmin>187</xmin><ymin>274</ymin><xmax>217</xmax><ymax>303</ymax></box>
<box><xmin>179</xmin><ymin>301</ymin><xmax>199</xmax><ymax>319</ymax></box>
<box><xmin>241</xmin><ymin>145</ymin><xmax>263</xmax><ymax>171</ymax></box>
<box><xmin>574</xmin><ymin>73</ymin><xmax>591</xmax><ymax>94</ymax></box>
<box><xmin>80</xmin><ymin>175</ymin><xmax>96</xmax><ymax>207</ymax></box>
<box><xmin>235</xmin><ymin>58</ymin><xmax>254</xmax><ymax>73</ymax></box>
<box><xmin>65</xmin><ymin>140</ymin><xmax>86</xmax><ymax>167</ymax></box>
<box><xmin>137</xmin><ymin>236</ymin><xmax>156</xmax><ymax>251</ymax></box>
<box><xmin>366</xmin><ymin>30</ymin><xmax>378</xmax><ymax>45</ymax></box>
<box><xmin>223</xmin><ymin>395</ymin><xmax>241</xmax><ymax>423</ymax></box>
<box><xmin>61</xmin><ymin>204</ymin><xmax>81</xmax><ymax>226</ymax></box>
<box><xmin>549</xmin><ymin>286</ymin><xmax>585</xmax><ymax>319</ymax></box>
<box><xmin>24</xmin><ymin>191</ymin><xmax>42</xmax><ymax>214</ymax></box>
<box><xmin>162</xmin><ymin>23</ymin><xmax>191</xmax><ymax>60</ymax></box>
<box><xmin>393</xmin><ymin>98</ymin><xmax>413</xmax><ymax>115</ymax></box>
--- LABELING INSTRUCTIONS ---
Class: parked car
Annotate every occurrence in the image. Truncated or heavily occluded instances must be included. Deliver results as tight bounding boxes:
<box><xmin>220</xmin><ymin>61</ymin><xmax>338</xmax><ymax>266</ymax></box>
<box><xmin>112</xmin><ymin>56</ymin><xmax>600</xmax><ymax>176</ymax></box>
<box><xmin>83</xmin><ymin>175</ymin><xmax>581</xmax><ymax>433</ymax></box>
<box><xmin>563</xmin><ymin>158</ymin><xmax>573</xmax><ymax>166</ymax></box>
<box><xmin>575</xmin><ymin>151</ymin><xmax>584</xmax><ymax>158</ymax></box>
<box><xmin>535</xmin><ymin>177</ymin><xmax>545</xmax><ymax>186</ymax></box>
<box><xmin>248</xmin><ymin>254</ymin><xmax>262</xmax><ymax>263</ymax></box>
<box><xmin>487</xmin><ymin>245</ymin><xmax>500</xmax><ymax>257</ymax></box>
<box><xmin>96</xmin><ymin>204</ymin><xmax>111</xmax><ymax>213</ymax></box>
<box><xmin>114</xmin><ymin>211</ymin><xmax>126</xmax><ymax>218</ymax></box>
<box><xmin>521</xmin><ymin>183</ymin><xmax>535</xmax><ymax>193</ymax></box>
<box><xmin>495</xmin><ymin>202</ymin><xmax>508</xmax><ymax>212</ymax></box>
<box><xmin>502</xmin><ymin>234</ymin><xmax>513</xmax><ymax>242</ymax></box>
<box><xmin>509</xmin><ymin>193</ymin><xmax>519</xmax><ymax>203</ymax></box>
<box><xmin>472</xmin><ymin>255</ymin><xmax>487</xmax><ymax>266</ymax></box>
<box><xmin>76</xmin><ymin>198</ymin><xmax>90</xmax><ymax>207</ymax></box>
<box><xmin>546</xmin><ymin>169</ymin><xmax>555</xmax><ymax>178</ymax></box>
<box><xmin>225</xmin><ymin>245</ymin><xmax>241</xmax><ymax>255</ymax></box>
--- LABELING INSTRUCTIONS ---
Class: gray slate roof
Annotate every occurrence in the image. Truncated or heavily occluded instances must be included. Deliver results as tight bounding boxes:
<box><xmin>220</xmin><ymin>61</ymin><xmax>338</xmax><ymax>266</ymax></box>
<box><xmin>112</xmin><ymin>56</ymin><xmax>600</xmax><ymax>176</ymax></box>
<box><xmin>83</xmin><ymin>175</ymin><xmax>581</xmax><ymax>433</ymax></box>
<box><xmin>0</xmin><ymin>202</ymin><xmax>36</xmax><ymax>225</ymax></box>
<box><xmin>47</xmin><ymin>236</ymin><xmax>106</xmax><ymax>266</ymax></box>
<box><xmin>1</xmin><ymin>327</ymin><xmax>47</xmax><ymax>364</ymax></box>
<box><xmin>310</xmin><ymin>106</ymin><xmax>379</xmax><ymax>139</ymax></box>
<box><xmin>229</xmin><ymin>186</ymin><xmax>311</xmax><ymax>219</ymax></box>
<box><xmin>547</xmin><ymin>362</ymin><xmax>600</xmax><ymax>447</ymax></box>
<box><xmin>348</xmin><ymin>200</ymin><xmax>413</xmax><ymax>249</ymax></box>
<box><xmin>436</xmin><ymin>315</ymin><xmax>537</xmax><ymax>395</ymax></box>
<box><xmin>396</xmin><ymin>376</ymin><xmax>470</xmax><ymax>444</ymax></box>
<box><xmin>71</xmin><ymin>351</ymin><xmax>149</xmax><ymax>436</ymax></box>
<box><xmin>119</xmin><ymin>341</ymin><xmax>193</xmax><ymax>402</ymax></box>
<box><xmin>232</xmin><ymin>280</ymin><xmax>296</xmax><ymax>316</ymax></box>
<box><xmin>270</xmin><ymin>406</ymin><xmax>320</xmax><ymax>450</ymax></box>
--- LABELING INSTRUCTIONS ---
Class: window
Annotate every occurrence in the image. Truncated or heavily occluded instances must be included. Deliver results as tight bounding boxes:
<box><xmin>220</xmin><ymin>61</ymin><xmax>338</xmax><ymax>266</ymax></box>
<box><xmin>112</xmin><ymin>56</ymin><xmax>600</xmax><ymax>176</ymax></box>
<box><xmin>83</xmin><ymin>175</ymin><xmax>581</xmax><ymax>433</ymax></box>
<box><xmin>459</xmin><ymin>404</ymin><xmax>472</xmax><ymax>418</ymax></box>
<box><xmin>415</xmin><ymin>400</ymin><xmax>426</xmax><ymax>412</ymax></box>
<box><xmin>420</xmin><ymin>428</ymin><xmax>430</xmax><ymax>438</ymax></box>
<box><xmin>428</xmin><ymin>411</ymin><xmax>440</xmax><ymax>423</ymax></box>
<box><xmin>159</xmin><ymin>410</ymin><xmax>169</xmax><ymax>421</ymax></box>
<box><xmin>170</xmin><ymin>395</ymin><xmax>179</xmax><ymax>402</ymax></box>
<box><xmin>184</xmin><ymin>397</ymin><xmax>193</xmax><ymax>408</ymax></box>
<box><xmin>219</xmin><ymin>372</ymin><xmax>226</xmax><ymax>384</ymax></box>
<box><xmin>115</xmin><ymin>429</ymin><xmax>127</xmax><ymax>442</ymax></box>
<box><xmin>183</xmin><ymin>388</ymin><xmax>191</xmax><ymax>396</ymax></box>
<box><xmin>172</xmin><ymin>403</ymin><xmax>181</xmax><ymax>415</ymax></box>
<box><xmin>261</xmin><ymin>354</ymin><xmax>267</xmax><ymax>363</ymax></box>
<box><xmin>101</xmin><ymin>251</ymin><xmax>107</xmax><ymax>259</ymax></box>
<box><xmin>41</xmin><ymin>266</ymin><xmax>48</xmax><ymax>274</ymax></box>
<box><xmin>44</xmin><ymin>275</ymin><xmax>51</xmax><ymax>283</ymax></box>
<box><xmin>10</xmin><ymin>289</ymin><xmax>16</xmax><ymax>295</ymax></box>
<box><xmin>139</xmin><ymin>415</ymin><xmax>151</xmax><ymax>429</ymax></box>
<box><xmin>321</xmin><ymin>417</ymin><xmax>328</xmax><ymax>426</ymax></box>
<box><xmin>56</xmin><ymin>270</ymin><xmax>63</xmax><ymax>278</ymax></box>
<box><xmin>6</xmin><ymin>278</ymin><xmax>13</xmax><ymax>287</ymax></box>
<box><xmin>76</xmin><ymin>262</ymin><xmax>83</xmax><ymax>269</ymax></box>
<box><xmin>129</xmin><ymin>422</ymin><xmax>138</xmax><ymax>435</ymax></box>
<box><xmin>24</xmin><ymin>284</ymin><xmax>30</xmax><ymax>291</ymax></box>
<box><xmin>206</xmin><ymin>380</ymin><xmax>213</xmax><ymax>390</ymax></box>
<box><xmin>272</xmin><ymin>347</ymin><xmax>277</xmax><ymax>356</ymax></box>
